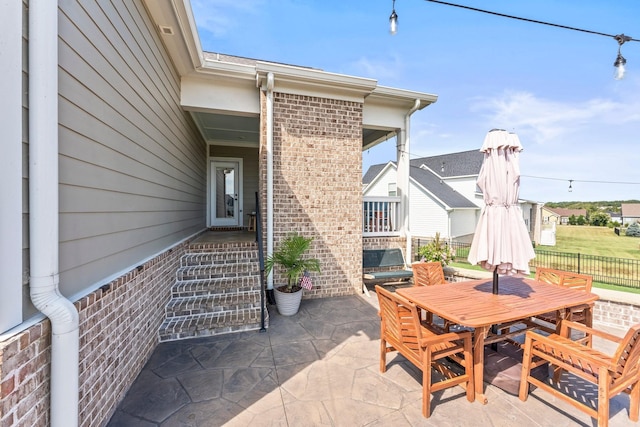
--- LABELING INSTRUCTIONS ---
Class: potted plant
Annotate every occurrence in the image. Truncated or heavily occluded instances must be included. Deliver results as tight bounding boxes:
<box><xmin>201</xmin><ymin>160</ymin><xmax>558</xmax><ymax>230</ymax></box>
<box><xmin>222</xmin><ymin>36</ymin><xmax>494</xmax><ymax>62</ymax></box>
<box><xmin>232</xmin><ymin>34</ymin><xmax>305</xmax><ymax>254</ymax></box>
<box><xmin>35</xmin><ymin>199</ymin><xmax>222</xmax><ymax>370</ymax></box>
<box><xmin>265</xmin><ymin>232</ymin><xmax>321</xmax><ymax>316</ymax></box>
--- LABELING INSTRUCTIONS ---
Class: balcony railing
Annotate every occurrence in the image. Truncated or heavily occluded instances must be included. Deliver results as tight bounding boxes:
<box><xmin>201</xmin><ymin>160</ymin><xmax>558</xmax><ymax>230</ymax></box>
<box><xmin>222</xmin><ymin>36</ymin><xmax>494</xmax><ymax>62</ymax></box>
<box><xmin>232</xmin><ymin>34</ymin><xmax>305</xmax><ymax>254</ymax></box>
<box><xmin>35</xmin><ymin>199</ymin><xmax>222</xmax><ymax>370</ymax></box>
<box><xmin>363</xmin><ymin>197</ymin><xmax>401</xmax><ymax>236</ymax></box>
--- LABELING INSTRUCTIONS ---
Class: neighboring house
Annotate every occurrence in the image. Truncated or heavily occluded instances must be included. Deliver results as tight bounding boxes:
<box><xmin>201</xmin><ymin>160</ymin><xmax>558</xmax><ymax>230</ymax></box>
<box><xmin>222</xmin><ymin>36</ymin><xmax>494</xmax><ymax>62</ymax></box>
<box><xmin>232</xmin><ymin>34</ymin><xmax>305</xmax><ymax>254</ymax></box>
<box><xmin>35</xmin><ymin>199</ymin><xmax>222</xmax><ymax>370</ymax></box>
<box><xmin>363</xmin><ymin>150</ymin><xmax>481</xmax><ymax>241</ymax></box>
<box><xmin>621</xmin><ymin>203</ymin><xmax>640</xmax><ymax>225</ymax></box>
<box><xmin>608</xmin><ymin>211</ymin><xmax>622</xmax><ymax>224</ymax></box>
<box><xmin>541</xmin><ymin>207</ymin><xmax>588</xmax><ymax>225</ymax></box>
<box><xmin>363</xmin><ymin>150</ymin><xmax>540</xmax><ymax>243</ymax></box>
<box><xmin>0</xmin><ymin>1</ymin><xmax>437</xmax><ymax>425</ymax></box>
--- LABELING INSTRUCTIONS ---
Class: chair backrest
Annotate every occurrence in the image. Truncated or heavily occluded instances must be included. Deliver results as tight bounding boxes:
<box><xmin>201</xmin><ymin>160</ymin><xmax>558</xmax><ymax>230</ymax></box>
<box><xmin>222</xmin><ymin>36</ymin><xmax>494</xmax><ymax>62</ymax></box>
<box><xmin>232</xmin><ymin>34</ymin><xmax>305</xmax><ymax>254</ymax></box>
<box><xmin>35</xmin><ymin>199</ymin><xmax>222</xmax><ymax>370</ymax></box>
<box><xmin>412</xmin><ymin>262</ymin><xmax>447</xmax><ymax>287</ymax></box>
<box><xmin>535</xmin><ymin>267</ymin><xmax>592</xmax><ymax>293</ymax></box>
<box><xmin>612</xmin><ymin>324</ymin><xmax>640</xmax><ymax>384</ymax></box>
<box><xmin>375</xmin><ymin>285</ymin><xmax>422</xmax><ymax>365</ymax></box>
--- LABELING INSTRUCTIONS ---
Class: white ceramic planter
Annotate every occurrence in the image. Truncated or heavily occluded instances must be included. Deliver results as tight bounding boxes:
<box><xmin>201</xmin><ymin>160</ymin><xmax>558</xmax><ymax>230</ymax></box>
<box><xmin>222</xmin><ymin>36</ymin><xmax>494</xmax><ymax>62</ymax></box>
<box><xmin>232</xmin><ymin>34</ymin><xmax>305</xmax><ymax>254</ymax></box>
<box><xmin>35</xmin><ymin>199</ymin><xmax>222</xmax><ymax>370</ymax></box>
<box><xmin>273</xmin><ymin>286</ymin><xmax>303</xmax><ymax>316</ymax></box>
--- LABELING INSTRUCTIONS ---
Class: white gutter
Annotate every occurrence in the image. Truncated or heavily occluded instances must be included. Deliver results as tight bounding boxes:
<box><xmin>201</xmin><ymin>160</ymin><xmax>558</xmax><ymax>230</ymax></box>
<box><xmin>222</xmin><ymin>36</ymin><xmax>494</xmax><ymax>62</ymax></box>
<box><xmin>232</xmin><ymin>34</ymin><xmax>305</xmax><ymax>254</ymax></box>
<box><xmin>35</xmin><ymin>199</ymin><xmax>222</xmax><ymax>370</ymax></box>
<box><xmin>29</xmin><ymin>2</ymin><xmax>80</xmax><ymax>426</ymax></box>
<box><xmin>266</xmin><ymin>72</ymin><xmax>274</xmax><ymax>290</ymax></box>
<box><xmin>402</xmin><ymin>99</ymin><xmax>421</xmax><ymax>264</ymax></box>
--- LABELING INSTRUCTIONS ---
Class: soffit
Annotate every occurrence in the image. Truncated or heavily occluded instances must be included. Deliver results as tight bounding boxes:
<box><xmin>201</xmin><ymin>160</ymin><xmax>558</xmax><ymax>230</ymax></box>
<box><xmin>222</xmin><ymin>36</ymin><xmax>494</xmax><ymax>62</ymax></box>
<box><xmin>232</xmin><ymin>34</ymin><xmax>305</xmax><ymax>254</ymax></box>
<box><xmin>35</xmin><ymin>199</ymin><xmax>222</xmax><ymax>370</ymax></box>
<box><xmin>144</xmin><ymin>1</ymin><xmax>439</xmax><ymax>150</ymax></box>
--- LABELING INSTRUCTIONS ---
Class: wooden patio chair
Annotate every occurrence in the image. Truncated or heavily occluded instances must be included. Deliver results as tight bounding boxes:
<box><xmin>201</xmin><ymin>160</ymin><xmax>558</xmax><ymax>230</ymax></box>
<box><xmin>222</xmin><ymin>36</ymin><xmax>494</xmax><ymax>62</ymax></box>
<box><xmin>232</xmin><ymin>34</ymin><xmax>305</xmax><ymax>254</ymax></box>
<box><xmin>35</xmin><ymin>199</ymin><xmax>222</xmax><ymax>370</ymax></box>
<box><xmin>412</xmin><ymin>261</ymin><xmax>447</xmax><ymax>287</ymax></box>
<box><xmin>532</xmin><ymin>267</ymin><xmax>594</xmax><ymax>344</ymax></box>
<box><xmin>375</xmin><ymin>285</ymin><xmax>474</xmax><ymax>418</ymax></box>
<box><xmin>412</xmin><ymin>262</ymin><xmax>451</xmax><ymax>330</ymax></box>
<box><xmin>519</xmin><ymin>320</ymin><xmax>640</xmax><ymax>427</ymax></box>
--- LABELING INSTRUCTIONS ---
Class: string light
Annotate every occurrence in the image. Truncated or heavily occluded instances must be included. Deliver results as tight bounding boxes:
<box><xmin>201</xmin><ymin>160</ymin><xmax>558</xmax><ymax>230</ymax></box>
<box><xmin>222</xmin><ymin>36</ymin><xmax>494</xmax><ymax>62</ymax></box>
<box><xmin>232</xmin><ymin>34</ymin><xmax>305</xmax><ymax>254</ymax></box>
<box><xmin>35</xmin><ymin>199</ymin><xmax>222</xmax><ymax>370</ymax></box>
<box><xmin>522</xmin><ymin>175</ymin><xmax>640</xmax><ymax>186</ymax></box>
<box><xmin>389</xmin><ymin>0</ymin><xmax>398</xmax><ymax>35</ymax></box>
<box><xmin>375</xmin><ymin>148</ymin><xmax>640</xmax><ymax>187</ymax></box>
<box><xmin>614</xmin><ymin>34</ymin><xmax>632</xmax><ymax>80</ymax></box>
<box><xmin>415</xmin><ymin>0</ymin><xmax>639</xmax><ymax>79</ymax></box>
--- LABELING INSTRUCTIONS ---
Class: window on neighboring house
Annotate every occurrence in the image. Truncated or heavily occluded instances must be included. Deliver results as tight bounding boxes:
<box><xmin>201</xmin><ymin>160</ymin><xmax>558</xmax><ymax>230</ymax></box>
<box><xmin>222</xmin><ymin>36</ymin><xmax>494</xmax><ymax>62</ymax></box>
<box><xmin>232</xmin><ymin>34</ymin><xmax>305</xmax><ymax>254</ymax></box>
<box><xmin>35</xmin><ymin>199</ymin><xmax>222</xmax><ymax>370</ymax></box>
<box><xmin>388</xmin><ymin>183</ymin><xmax>397</xmax><ymax>197</ymax></box>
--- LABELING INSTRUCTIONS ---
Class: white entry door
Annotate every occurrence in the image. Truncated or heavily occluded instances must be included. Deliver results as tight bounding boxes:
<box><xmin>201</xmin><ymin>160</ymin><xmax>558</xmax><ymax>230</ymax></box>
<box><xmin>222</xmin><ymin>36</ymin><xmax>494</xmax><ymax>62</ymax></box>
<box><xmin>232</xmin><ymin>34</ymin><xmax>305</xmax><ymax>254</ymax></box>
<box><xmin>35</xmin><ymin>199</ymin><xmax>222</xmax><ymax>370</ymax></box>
<box><xmin>210</xmin><ymin>160</ymin><xmax>242</xmax><ymax>227</ymax></box>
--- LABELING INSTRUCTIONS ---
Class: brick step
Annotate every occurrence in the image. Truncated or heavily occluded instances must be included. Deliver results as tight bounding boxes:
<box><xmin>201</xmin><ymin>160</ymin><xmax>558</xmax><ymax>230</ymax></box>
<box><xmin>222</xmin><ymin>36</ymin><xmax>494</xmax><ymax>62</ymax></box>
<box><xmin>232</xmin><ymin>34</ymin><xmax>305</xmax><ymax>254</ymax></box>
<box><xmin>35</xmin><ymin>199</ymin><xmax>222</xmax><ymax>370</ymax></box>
<box><xmin>180</xmin><ymin>250</ymin><xmax>259</xmax><ymax>267</ymax></box>
<box><xmin>171</xmin><ymin>276</ymin><xmax>261</xmax><ymax>297</ymax></box>
<box><xmin>159</xmin><ymin>245</ymin><xmax>267</xmax><ymax>342</ymax></box>
<box><xmin>165</xmin><ymin>291</ymin><xmax>262</xmax><ymax>318</ymax></box>
<box><xmin>176</xmin><ymin>263</ymin><xmax>260</xmax><ymax>281</ymax></box>
<box><xmin>158</xmin><ymin>307</ymin><xmax>268</xmax><ymax>342</ymax></box>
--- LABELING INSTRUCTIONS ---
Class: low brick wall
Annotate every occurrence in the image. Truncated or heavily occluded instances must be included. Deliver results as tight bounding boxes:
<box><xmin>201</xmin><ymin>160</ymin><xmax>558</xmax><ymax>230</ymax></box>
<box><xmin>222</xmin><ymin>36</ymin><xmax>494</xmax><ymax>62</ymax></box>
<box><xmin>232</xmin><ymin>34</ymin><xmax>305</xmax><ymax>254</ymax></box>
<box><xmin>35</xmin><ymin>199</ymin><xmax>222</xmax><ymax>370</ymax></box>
<box><xmin>0</xmin><ymin>237</ymin><xmax>193</xmax><ymax>427</ymax></box>
<box><xmin>593</xmin><ymin>300</ymin><xmax>640</xmax><ymax>330</ymax></box>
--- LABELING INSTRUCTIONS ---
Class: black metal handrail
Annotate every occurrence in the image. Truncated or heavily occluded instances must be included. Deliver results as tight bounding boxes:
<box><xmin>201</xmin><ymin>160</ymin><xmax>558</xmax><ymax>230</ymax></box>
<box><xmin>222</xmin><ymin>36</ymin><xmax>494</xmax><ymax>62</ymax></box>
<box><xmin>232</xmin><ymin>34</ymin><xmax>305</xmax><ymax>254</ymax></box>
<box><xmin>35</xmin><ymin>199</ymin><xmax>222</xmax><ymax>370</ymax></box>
<box><xmin>255</xmin><ymin>192</ymin><xmax>267</xmax><ymax>332</ymax></box>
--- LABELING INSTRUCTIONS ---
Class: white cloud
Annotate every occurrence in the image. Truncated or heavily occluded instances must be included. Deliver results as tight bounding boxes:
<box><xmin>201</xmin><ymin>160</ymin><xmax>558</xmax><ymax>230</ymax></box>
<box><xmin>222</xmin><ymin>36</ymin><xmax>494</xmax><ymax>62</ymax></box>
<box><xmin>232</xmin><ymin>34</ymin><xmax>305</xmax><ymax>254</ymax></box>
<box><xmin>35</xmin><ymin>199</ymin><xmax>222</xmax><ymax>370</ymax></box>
<box><xmin>469</xmin><ymin>90</ymin><xmax>640</xmax><ymax>145</ymax></box>
<box><xmin>346</xmin><ymin>56</ymin><xmax>401</xmax><ymax>80</ymax></box>
<box><xmin>191</xmin><ymin>0</ymin><xmax>265</xmax><ymax>38</ymax></box>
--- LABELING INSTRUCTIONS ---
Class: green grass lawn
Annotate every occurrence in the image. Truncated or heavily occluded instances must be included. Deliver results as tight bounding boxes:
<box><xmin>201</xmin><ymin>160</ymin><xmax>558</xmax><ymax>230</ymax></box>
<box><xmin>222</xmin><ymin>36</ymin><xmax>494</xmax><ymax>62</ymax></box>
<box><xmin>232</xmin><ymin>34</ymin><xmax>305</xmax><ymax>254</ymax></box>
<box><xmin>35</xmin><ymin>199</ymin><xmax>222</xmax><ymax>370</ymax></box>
<box><xmin>537</xmin><ymin>225</ymin><xmax>639</xmax><ymax>260</ymax></box>
<box><xmin>449</xmin><ymin>225</ymin><xmax>640</xmax><ymax>293</ymax></box>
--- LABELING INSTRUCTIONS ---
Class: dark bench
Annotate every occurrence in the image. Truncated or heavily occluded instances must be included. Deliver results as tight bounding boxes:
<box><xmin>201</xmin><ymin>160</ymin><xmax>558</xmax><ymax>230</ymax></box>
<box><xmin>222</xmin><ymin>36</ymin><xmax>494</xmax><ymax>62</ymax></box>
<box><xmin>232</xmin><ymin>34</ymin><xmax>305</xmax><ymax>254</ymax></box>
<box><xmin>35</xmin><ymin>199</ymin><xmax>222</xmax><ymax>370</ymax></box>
<box><xmin>362</xmin><ymin>248</ymin><xmax>413</xmax><ymax>295</ymax></box>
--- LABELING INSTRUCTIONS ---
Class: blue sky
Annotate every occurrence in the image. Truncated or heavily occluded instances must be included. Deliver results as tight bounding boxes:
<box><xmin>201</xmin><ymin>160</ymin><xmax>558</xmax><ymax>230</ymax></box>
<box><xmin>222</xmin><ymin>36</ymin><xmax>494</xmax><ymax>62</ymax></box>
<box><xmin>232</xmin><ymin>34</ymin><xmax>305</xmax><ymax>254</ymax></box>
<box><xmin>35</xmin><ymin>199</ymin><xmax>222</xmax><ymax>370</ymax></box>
<box><xmin>192</xmin><ymin>0</ymin><xmax>640</xmax><ymax>203</ymax></box>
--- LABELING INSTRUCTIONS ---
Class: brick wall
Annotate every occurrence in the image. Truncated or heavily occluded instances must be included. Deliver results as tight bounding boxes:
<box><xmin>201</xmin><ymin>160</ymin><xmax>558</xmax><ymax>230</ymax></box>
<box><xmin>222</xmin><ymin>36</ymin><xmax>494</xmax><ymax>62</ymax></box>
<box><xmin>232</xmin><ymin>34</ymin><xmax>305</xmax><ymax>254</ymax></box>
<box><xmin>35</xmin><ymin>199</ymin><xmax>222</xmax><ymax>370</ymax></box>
<box><xmin>593</xmin><ymin>300</ymin><xmax>640</xmax><ymax>330</ymax></box>
<box><xmin>0</xmin><ymin>239</ymin><xmax>190</xmax><ymax>427</ymax></box>
<box><xmin>261</xmin><ymin>92</ymin><xmax>363</xmax><ymax>297</ymax></box>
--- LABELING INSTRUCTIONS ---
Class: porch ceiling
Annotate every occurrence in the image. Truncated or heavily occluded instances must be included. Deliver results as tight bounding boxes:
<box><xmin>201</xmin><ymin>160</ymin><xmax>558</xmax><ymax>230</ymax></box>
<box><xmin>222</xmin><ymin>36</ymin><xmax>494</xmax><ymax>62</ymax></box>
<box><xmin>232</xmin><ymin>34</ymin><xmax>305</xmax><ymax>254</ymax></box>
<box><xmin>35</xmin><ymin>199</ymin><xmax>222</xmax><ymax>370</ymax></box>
<box><xmin>191</xmin><ymin>110</ymin><xmax>394</xmax><ymax>150</ymax></box>
<box><xmin>191</xmin><ymin>111</ymin><xmax>260</xmax><ymax>147</ymax></box>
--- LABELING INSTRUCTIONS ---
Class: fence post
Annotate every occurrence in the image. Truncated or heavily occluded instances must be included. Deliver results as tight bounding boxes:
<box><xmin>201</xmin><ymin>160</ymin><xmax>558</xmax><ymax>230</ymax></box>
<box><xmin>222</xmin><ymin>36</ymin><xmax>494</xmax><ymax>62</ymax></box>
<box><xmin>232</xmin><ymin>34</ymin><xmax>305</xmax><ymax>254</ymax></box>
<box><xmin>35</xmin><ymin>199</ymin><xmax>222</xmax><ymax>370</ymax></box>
<box><xmin>577</xmin><ymin>253</ymin><xmax>580</xmax><ymax>274</ymax></box>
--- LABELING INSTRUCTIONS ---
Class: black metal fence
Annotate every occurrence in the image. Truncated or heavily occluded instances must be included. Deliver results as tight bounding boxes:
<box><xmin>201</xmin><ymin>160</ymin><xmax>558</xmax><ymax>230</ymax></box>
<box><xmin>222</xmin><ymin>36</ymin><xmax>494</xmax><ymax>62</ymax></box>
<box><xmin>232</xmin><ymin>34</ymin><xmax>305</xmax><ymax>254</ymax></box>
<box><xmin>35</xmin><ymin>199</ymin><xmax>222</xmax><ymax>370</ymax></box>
<box><xmin>413</xmin><ymin>237</ymin><xmax>640</xmax><ymax>289</ymax></box>
<box><xmin>530</xmin><ymin>250</ymin><xmax>640</xmax><ymax>289</ymax></box>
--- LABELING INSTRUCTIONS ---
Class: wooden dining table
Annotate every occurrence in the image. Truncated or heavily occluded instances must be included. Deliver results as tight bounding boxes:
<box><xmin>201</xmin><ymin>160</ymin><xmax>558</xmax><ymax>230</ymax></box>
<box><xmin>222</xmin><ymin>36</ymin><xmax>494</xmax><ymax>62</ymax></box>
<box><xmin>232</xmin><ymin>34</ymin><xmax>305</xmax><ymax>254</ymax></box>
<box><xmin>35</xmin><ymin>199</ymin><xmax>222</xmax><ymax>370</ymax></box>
<box><xmin>396</xmin><ymin>276</ymin><xmax>599</xmax><ymax>404</ymax></box>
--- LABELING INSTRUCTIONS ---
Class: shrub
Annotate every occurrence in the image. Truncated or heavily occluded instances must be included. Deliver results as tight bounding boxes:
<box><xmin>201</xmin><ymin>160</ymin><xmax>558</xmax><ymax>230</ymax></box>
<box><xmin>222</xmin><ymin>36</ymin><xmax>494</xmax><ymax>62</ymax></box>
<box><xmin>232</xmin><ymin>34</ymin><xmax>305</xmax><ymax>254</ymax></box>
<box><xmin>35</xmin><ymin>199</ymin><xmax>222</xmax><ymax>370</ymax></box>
<box><xmin>417</xmin><ymin>232</ymin><xmax>454</xmax><ymax>266</ymax></box>
<box><xmin>590</xmin><ymin>212</ymin><xmax>610</xmax><ymax>227</ymax></box>
<box><xmin>626</xmin><ymin>222</ymin><xmax>640</xmax><ymax>237</ymax></box>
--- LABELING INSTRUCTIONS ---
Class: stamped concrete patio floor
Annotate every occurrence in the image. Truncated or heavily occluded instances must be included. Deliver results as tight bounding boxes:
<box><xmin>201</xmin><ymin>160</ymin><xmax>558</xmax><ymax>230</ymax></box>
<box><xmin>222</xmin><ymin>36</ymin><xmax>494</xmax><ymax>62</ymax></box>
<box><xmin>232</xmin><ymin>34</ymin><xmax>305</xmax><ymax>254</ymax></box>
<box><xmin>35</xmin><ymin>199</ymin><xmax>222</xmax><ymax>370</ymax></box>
<box><xmin>107</xmin><ymin>291</ymin><xmax>637</xmax><ymax>426</ymax></box>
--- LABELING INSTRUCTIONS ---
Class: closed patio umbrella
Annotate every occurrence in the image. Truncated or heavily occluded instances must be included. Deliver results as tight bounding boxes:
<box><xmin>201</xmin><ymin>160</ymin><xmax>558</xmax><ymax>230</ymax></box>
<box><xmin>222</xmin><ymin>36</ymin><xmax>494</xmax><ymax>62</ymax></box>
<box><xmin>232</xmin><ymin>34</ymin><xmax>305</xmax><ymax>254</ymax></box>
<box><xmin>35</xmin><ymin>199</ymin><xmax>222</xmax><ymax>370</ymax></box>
<box><xmin>467</xmin><ymin>129</ymin><xmax>535</xmax><ymax>294</ymax></box>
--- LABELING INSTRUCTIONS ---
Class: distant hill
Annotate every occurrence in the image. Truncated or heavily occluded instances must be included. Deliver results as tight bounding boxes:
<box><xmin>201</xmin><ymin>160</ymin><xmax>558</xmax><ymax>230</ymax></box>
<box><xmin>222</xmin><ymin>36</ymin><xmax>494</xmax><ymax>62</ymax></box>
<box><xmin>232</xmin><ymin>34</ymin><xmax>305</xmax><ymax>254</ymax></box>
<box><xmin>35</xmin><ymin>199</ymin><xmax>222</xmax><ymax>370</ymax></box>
<box><xmin>545</xmin><ymin>200</ymin><xmax>640</xmax><ymax>214</ymax></box>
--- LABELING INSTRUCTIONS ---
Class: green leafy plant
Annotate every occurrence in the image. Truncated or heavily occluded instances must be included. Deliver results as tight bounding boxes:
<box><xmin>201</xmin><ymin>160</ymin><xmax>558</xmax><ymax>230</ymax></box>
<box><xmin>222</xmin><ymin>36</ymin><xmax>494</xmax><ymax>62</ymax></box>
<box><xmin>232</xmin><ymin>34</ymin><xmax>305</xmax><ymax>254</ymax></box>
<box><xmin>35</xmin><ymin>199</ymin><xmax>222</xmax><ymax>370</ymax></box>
<box><xmin>417</xmin><ymin>232</ymin><xmax>454</xmax><ymax>266</ymax></box>
<box><xmin>265</xmin><ymin>232</ymin><xmax>321</xmax><ymax>292</ymax></box>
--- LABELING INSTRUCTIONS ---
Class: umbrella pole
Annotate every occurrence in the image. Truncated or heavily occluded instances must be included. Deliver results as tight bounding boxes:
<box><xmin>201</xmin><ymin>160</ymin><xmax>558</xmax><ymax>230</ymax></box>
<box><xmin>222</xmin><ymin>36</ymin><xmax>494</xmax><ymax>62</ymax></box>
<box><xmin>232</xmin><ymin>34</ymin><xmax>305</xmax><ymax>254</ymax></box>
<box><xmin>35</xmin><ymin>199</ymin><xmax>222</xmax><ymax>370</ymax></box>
<box><xmin>491</xmin><ymin>266</ymin><xmax>499</xmax><ymax>351</ymax></box>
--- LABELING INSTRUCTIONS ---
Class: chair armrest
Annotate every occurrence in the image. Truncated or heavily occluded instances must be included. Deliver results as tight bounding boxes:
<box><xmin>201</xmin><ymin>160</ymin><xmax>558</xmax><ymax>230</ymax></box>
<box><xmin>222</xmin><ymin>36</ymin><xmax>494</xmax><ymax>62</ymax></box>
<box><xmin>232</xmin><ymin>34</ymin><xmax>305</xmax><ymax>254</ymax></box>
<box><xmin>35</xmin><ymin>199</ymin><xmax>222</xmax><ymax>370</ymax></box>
<box><xmin>526</xmin><ymin>330</ymin><xmax>611</xmax><ymax>367</ymax></box>
<box><xmin>419</xmin><ymin>330</ymin><xmax>472</xmax><ymax>347</ymax></box>
<box><xmin>558</xmin><ymin>320</ymin><xmax>622</xmax><ymax>344</ymax></box>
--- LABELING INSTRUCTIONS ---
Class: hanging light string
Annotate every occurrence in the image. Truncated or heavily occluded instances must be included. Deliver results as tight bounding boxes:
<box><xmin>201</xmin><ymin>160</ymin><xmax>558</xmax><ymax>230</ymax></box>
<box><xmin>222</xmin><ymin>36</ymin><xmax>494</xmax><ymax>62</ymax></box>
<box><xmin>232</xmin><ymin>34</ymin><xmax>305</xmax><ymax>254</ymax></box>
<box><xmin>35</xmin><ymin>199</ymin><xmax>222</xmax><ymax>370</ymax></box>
<box><xmin>424</xmin><ymin>0</ymin><xmax>639</xmax><ymax>42</ymax></box>
<box><xmin>377</xmin><ymin>147</ymin><xmax>640</xmax><ymax>186</ymax></box>
<box><xmin>522</xmin><ymin>175</ymin><xmax>640</xmax><ymax>186</ymax></box>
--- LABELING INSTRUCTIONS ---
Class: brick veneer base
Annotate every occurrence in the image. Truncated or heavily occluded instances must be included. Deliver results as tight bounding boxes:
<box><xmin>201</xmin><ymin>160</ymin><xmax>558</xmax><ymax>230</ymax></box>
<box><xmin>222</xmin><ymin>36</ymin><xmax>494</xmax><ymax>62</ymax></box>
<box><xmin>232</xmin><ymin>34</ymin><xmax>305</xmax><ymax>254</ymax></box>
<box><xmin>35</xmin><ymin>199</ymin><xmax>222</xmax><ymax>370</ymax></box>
<box><xmin>0</xmin><ymin>237</ymin><xmax>193</xmax><ymax>427</ymax></box>
<box><xmin>593</xmin><ymin>300</ymin><xmax>640</xmax><ymax>330</ymax></box>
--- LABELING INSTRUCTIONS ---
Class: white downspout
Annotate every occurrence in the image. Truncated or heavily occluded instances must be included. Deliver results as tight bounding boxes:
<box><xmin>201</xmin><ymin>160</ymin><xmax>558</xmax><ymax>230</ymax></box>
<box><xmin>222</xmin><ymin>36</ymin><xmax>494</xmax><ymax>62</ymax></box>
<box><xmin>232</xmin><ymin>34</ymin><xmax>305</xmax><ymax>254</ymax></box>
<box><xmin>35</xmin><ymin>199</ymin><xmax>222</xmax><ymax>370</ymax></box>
<box><xmin>266</xmin><ymin>72</ymin><xmax>274</xmax><ymax>290</ymax></box>
<box><xmin>402</xmin><ymin>99</ymin><xmax>421</xmax><ymax>264</ymax></box>
<box><xmin>29</xmin><ymin>2</ymin><xmax>80</xmax><ymax>426</ymax></box>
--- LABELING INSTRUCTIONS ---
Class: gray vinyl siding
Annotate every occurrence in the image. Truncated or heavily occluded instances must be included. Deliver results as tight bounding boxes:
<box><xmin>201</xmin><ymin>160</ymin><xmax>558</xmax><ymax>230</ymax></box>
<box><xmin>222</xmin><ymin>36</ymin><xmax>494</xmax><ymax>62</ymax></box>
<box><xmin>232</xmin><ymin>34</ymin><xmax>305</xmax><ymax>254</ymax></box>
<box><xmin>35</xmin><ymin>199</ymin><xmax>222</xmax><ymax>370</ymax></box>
<box><xmin>56</xmin><ymin>0</ymin><xmax>206</xmax><ymax>298</ymax></box>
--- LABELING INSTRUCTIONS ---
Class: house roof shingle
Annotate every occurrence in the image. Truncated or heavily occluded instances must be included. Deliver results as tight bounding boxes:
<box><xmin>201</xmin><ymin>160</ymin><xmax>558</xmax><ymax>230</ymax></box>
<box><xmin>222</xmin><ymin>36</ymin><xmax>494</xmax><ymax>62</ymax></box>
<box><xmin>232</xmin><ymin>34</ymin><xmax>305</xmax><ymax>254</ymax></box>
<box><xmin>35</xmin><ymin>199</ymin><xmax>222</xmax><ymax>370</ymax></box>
<box><xmin>621</xmin><ymin>203</ymin><xmax>640</xmax><ymax>218</ymax></box>
<box><xmin>410</xmin><ymin>149</ymin><xmax>484</xmax><ymax>177</ymax></box>
<box><xmin>410</xmin><ymin>165</ymin><xmax>478</xmax><ymax>209</ymax></box>
<box><xmin>363</xmin><ymin>150</ymin><xmax>482</xmax><ymax>209</ymax></box>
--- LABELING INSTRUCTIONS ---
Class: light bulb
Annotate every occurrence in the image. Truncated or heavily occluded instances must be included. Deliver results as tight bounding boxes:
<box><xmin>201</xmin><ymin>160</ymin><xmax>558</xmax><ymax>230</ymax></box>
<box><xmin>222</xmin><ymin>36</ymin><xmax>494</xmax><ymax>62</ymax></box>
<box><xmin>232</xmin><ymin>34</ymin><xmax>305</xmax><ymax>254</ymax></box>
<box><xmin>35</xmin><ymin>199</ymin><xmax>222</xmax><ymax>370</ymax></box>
<box><xmin>614</xmin><ymin>62</ymin><xmax>626</xmax><ymax>80</ymax></box>
<box><xmin>614</xmin><ymin>53</ymin><xmax>627</xmax><ymax>80</ymax></box>
<box><xmin>389</xmin><ymin>11</ymin><xmax>398</xmax><ymax>35</ymax></box>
